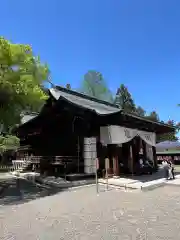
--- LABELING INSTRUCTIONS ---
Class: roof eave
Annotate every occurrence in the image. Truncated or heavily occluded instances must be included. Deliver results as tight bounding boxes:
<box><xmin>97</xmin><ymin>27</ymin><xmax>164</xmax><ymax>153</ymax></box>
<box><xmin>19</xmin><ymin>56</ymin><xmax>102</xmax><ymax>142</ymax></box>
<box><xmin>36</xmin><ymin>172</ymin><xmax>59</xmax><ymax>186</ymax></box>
<box><xmin>122</xmin><ymin>112</ymin><xmax>176</xmax><ymax>133</ymax></box>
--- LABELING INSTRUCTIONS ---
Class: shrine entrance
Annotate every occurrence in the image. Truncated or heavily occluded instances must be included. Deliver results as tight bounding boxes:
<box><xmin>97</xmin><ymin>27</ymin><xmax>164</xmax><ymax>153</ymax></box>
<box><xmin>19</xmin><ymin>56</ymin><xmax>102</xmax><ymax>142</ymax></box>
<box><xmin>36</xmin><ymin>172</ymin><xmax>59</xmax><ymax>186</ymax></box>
<box><xmin>100</xmin><ymin>125</ymin><xmax>157</xmax><ymax>176</ymax></box>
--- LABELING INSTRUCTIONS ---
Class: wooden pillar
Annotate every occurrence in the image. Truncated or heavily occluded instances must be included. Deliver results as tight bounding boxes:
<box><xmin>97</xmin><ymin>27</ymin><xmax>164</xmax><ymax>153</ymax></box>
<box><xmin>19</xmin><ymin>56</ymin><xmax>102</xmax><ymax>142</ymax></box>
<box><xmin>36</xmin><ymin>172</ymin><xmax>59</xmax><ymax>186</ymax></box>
<box><xmin>130</xmin><ymin>143</ymin><xmax>134</xmax><ymax>176</ymax></box>
<box><xmin>117</xmin><ymin>155</ymin><xmax>119</xmax><ymax>175</ymax></box>
<box><xmin>152</xmin><ymin>146</ymin><xmax>157</xmax><ymax>170</ymax></box>
<box><xmin>139</xmin><ymin>138</ymin><xmax>143</xmax><ymax>155</ymax></box>
<box><xmin>113</xmin><ymin>155</ymin><xmax>119</xmax><ymax>176</ymax></box>
<box><xmin>117</xmin><ymin>145</ymin><xmax>122</xmax><ymax>175</ymax></box>
<box><xmin>116</xmin><ymin>155</ymin><xmax>119</xmax><ymax>175</ymax></box>
<box><xmin>137</xmin><ymin>137</ymin><xmax>141</xmax><ymax>160</ymax></box>
<box><xmin>113</xmin><ymin>157</ymin><xmax>116</xmax><ymax>175</ymax></box>
<box><xmin>112</xmin><ymin>145</ymin><xmax>118</xmax><ymax>176</ymax></box>
<box><xmin>130</xmin><ymin>145</ymin><xmax>134</xmax><ymax>175</ymax></box>
<box><xmin>142</xmin><ymin>140</ymin><xmax>147</xmax><ymax>159</ymax></box>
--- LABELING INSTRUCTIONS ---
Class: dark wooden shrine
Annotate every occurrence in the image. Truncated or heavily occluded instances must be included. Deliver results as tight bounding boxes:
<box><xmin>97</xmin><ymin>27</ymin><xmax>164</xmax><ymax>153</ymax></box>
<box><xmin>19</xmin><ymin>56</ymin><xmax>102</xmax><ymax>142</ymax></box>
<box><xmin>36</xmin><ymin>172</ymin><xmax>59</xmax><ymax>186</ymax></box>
<box><xmin>14</xmin><ymin>86</ymin><xmax>175</xmax><ymax>176</ymax></box>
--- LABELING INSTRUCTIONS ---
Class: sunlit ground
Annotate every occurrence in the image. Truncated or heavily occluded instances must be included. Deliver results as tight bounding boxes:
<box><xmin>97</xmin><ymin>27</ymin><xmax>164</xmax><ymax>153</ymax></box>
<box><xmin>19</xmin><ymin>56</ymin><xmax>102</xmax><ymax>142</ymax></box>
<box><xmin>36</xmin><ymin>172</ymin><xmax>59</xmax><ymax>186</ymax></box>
<box><xmin>1</xmin><ymin>183</ymin><xmax>180</xmax><ymax>240</ymax></box>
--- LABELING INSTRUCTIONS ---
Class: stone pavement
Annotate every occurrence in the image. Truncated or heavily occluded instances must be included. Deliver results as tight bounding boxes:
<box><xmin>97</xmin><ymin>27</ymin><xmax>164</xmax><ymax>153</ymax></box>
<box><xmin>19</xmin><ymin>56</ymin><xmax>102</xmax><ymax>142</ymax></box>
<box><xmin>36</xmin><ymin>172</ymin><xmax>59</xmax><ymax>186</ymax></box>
<box><xmin>1</xmin><ymin>185</ymin><xmax>180</xmax><ymax>239</ymax></box>
<box><xmin>166</xmin><ymin>177</ymin><xmax>180</xmax><ymax>186</ymax></box>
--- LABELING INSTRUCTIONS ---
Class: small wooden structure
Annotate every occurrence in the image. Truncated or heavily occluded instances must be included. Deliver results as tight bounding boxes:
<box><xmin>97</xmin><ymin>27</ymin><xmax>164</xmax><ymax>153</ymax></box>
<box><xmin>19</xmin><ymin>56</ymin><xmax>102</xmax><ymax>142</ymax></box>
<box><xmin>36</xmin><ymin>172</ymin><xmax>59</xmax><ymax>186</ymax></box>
<box><xmin>157</xmin><ymin>150</ymin><xmax>180</xmax><ymax>165</ymax></box>
<box><xmin>14</xmin><ymin>86</ymin><xmax>175</xmax><ymax>176</ymax></box>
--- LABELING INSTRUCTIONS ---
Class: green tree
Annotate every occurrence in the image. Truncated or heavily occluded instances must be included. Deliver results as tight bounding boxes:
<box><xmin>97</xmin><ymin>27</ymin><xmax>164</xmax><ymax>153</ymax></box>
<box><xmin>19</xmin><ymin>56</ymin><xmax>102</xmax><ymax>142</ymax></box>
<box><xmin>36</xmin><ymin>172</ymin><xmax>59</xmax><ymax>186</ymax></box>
<box><xmin>157</xmin><ymin>120</ymin><xmax>179</xmax><ymax>142</ymax></box>
<box><xmin>146</xmin><ymin>111</ymin><xmax>161</xmax><ymax>142</ymax></box>
<box><xmin>0</xmin><ymin>37</ymin><xmax>49</xmax><ymax>131</ymax></box>
<box><xmin>114</xmin><ymin>84</ymin><xmax>136</xmax><ymax>113</ymax></box>
<box><xmin>146</xmin><ymin>111</ymin><xmax>160</xmax><ymax>122</ymax></box>
<box><xmin>0</xmin><ymin>135</ymin><xmax>19</xmax><ymax>154</ymax></box>
<box><xmin>146</xmin><ymin>114</ymin><xmax>179</xmax><ymax>142</ymax></box>
<box><xmin>135</xmin><ymin>106</ymin><xmax>146</xmax><ymax>117</ymax></box>
<box><xmin>80</xmin><ymin>70</ymin><xmax>113</xmax><ymax>102</ymax></box>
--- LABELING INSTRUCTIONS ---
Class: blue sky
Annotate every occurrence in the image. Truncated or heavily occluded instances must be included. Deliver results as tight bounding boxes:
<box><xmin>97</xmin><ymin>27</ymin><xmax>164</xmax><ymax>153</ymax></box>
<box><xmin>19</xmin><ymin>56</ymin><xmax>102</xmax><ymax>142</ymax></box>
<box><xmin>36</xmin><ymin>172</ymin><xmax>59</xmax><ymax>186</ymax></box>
<box><xmin>1</xmin><ymin>0</ymin><xmax>180</xmax><ymax>123</ymax></box>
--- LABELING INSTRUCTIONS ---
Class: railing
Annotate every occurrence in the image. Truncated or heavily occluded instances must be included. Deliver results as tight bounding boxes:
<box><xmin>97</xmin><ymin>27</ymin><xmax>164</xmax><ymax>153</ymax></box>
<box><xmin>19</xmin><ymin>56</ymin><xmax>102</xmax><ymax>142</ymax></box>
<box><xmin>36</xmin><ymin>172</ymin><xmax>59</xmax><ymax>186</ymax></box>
<box><xmin>54</xmin><ymin>156</ymin><xmax>78</xmax><ymax>164</ymax></box>
<box><xmin>0</xmin><ymin>155</ymin><xmax>80</xmax><ymax>173</ymax></box>
<box><xmin>0</xmin><ymin>165</ymin><xmax>11</xmax><ymax>171</ymax></box>
<box><xmin>0</xmin><ymin>160</ymin><xmax>29</xmax><ymax>172</ymax></box>
<box><xmin>16</xmin><ymin>155</ymin><xmax>78</xmax><ymax>164</ymax></box>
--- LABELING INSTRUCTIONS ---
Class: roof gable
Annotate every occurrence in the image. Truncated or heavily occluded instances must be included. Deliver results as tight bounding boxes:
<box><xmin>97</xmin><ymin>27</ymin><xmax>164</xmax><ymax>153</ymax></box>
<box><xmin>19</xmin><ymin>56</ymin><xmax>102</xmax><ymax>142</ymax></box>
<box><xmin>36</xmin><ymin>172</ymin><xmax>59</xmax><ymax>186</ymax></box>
<box><xmin>49</xmin><ymin>86</ymin><xmax>121</xmax><ymax>115</ymax></box>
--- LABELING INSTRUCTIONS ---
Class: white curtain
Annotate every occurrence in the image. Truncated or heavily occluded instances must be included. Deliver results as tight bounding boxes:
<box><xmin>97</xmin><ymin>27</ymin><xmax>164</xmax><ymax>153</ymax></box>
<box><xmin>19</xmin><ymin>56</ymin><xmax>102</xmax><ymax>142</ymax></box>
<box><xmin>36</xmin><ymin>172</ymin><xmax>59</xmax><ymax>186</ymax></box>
<box><xmin>100</xmin><ymin>126</ymin><xmax>110</xmax><ymax>146</ymax></box>
<box><xmin>100</xmin><ymin>126</ymin><xmax>136</xmax><ymax>145</ymax></box>
<box><xmin>146</xmin><ymin>144</ymin><xmax>154</xmax><ymax>163</ymax></box>
<box><xmin>100</xmin><ymin>126</ymin><xmax>156</xmax><ymax>146</ymax></box>
<box><xmin>137</xmin><ymin>130</ymin><xmax>156</xmax><ymax>146</ymax></box>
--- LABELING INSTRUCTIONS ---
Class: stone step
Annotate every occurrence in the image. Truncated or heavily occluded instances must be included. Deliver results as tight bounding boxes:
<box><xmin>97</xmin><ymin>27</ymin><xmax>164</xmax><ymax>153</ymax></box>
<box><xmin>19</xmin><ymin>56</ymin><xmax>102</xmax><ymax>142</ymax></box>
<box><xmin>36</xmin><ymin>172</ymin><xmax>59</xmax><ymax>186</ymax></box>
<box><xmin>140</xmin><ymin>179</ymin><xmax>166</xmax><ymax>191</ymax></box>
<box><xmin>166</xmin><ymin>178</ymin><xmax>180</xmax><ymax>186</ymax></box>
<box><xmin>99</xmin><ymin>177</ymin><xmax>167</xmax><ymax>191</ymax></box>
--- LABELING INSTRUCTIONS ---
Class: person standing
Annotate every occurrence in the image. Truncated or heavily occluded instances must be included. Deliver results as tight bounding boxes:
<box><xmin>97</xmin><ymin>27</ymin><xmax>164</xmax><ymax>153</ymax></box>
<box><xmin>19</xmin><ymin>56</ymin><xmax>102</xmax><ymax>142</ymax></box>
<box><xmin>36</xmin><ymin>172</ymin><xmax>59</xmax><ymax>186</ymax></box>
<box><xmin>169</xmin><ymin>160</ymin><xmax>175</xmax><ymax>179</ymax></box>
<box><xmin>162</xmin><ymin>160</ymin><xmax>169</xmax><ymax>179</ymax></box>
<box><xmin>167</xmin><ymin>161</ymin><xmax>173</xmax><ymax>180</ymax></box>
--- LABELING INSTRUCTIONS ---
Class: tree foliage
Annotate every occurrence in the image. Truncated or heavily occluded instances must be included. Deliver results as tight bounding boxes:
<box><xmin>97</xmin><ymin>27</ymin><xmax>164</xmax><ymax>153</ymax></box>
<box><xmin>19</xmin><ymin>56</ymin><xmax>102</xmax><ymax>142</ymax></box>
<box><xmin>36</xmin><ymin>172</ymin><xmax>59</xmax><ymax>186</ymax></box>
<box><xmin>0</xmin><ymin>37</ymin><xmax>49</xmax><ymax>131</ymax></box>
<box><xmin>0</xmin><ymin>135</ymin><xmax>19</xmax><ymax>154</ymax></box>
<box><xmin>157</xmin><ymin>120</ymin><xmax>179</xmax><ymax>142</ymax></box>
<box><xmin>135</xmin><ymin>106</ymin><xmax>146</xmax><ymax>117</ymax></box>
<box><xmin>80</xmin><ymin>70</ymin><xmax>113</xmax><ymax>103</ymax></box>
<box><xmin>144</xmin><ymin>111</ymin><xmax>179</xmax><ymax>142</ymax></box>
<box><xmin>113</xmin><ymin>83</ymin><xmax>179</xmax><ymax>142</ymax></box>
<box><xmin>146</xmin><ymin>111</ymin><xmax>160</xmax><ymax>122</ymax></box>
<box><xmin>114</xmin><ymin>84</ymin><xmax>136</xmax><ymax>113</ymax></box>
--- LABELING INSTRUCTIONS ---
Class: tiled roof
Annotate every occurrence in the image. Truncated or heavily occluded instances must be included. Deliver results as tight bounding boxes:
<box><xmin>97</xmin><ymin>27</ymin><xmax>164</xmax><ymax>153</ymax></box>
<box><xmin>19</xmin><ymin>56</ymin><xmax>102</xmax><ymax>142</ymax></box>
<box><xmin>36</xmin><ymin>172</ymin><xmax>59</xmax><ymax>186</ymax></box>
<box><xmin>49</xmin><ymin>87</ymin><xmax>121</xmax><ymax>115</ymax></box>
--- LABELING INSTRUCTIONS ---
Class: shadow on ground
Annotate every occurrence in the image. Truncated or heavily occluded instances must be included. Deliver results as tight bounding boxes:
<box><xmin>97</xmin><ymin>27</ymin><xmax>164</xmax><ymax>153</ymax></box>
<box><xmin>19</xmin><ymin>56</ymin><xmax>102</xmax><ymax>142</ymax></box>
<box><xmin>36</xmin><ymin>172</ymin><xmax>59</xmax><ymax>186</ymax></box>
<box><xmin>0</xmin><ymin>178</ymin><xmax>66</xmax><ymax>206</ymax></box>
<box><xmin>1</xmin><ymin>166</ymin><xmax>180</xmax><ymax>206</ymax></box>
<box><xmin>0</xmin><ymin>177</ymin><xmax>117</xmax><ymax>206</ymax></box>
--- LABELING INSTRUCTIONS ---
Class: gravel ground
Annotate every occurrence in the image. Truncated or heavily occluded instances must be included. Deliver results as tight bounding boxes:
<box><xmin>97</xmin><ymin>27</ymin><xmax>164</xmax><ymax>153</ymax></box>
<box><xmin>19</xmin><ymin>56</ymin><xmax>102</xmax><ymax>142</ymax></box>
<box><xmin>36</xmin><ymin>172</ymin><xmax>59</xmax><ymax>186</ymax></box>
<box><xmin>1</xmin><ymin>184</ymin><xmax>180</xmax><ymax>240</ymax></box>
